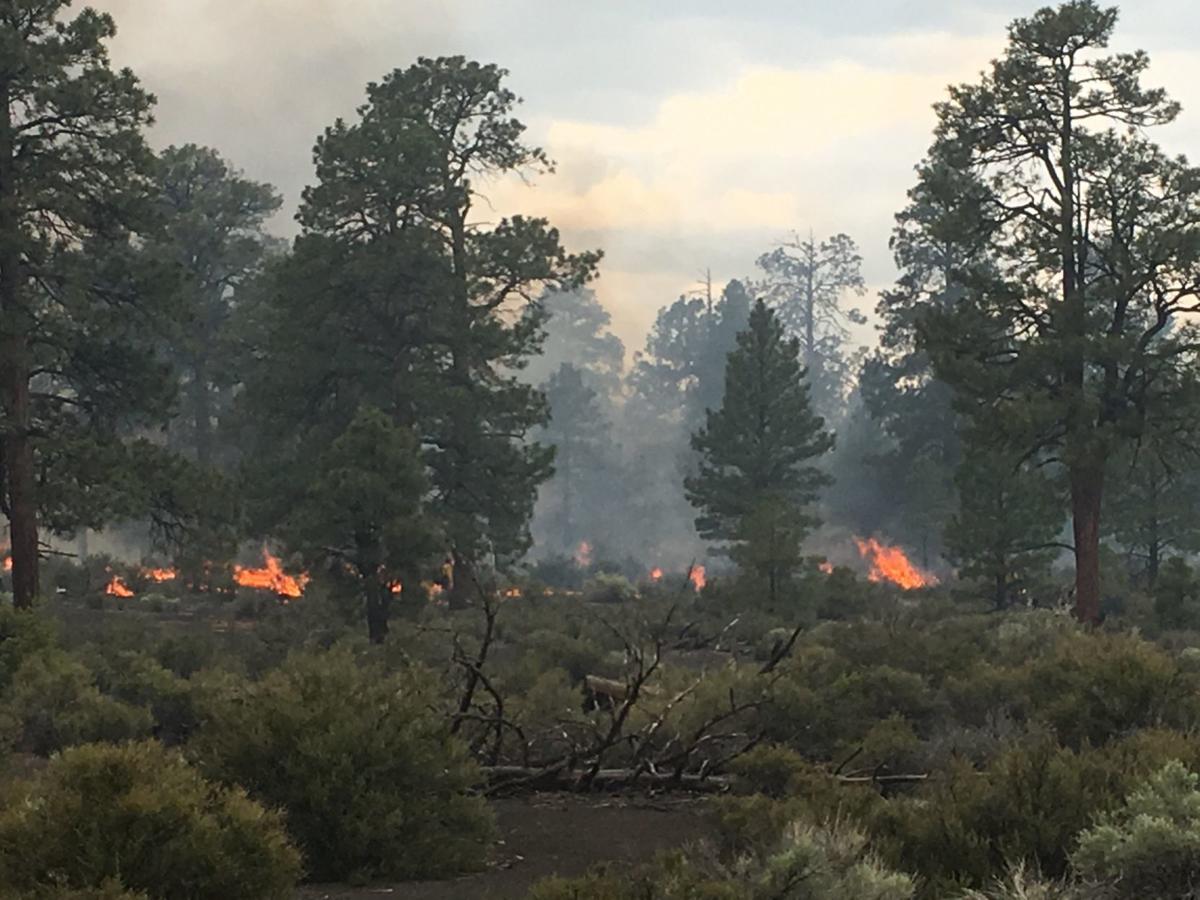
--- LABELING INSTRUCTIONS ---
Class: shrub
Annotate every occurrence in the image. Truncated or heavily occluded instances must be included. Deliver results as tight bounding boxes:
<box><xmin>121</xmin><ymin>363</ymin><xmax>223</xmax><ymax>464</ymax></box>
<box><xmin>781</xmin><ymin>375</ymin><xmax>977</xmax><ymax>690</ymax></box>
<box><xmin>0</xmin><ymin>741</ymin><xmax>300</xmax><ymax>899</ymax></box>
<box><xmin>1022</xmin><ymin>632</ymin><xmax>1200</xmax><ymax>747</ymax></box>
<box><xmin>0</xmin><ymin>606</ymin><xmax>54</xmax><ymax>692</ymax></box>
<box><xmin>583</xmin><ymin>573</ymin><xmax>637</xmax><ymax>604</ymax></box>
<box><xmin>190</xmin><ymin>647</ymin><xmax>494</xmax><ymax>881</ymax></box>
<box><xmin>1073</xmin><ymin>760</ymin><xmax>1200</xmax><ymax>899</ymax></box>
<box><xmin>88</xmin><ymin>650</ymin><xmax>197</xmax><ymax>744</ymax></box>
<box><xmin>3</xmin><ymin>650</ymin><xmax>152</xmax><ymax>755</ymax></box>
<box><xmin>528</xmin><ymin>819</ymin><xmax>914</xmax><ymax>900</ymax></box>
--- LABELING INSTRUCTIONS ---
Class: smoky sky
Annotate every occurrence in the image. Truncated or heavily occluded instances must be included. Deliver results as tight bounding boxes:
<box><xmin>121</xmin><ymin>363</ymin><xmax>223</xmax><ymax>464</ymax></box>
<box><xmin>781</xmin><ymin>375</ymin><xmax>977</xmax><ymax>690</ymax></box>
<box><xmin>91</xmin><ymin>0</ymin><xmax>1200</xmax><ymax>352</ymax></box>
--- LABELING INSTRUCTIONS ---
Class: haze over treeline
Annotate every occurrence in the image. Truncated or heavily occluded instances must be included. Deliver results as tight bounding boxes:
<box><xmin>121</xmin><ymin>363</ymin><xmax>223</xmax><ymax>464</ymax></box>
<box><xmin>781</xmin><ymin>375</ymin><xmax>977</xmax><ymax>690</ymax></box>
<box><xmin>4</xmin><ymin>0</ymin><xmax>1200</xmax><ymax>630</ymax></box>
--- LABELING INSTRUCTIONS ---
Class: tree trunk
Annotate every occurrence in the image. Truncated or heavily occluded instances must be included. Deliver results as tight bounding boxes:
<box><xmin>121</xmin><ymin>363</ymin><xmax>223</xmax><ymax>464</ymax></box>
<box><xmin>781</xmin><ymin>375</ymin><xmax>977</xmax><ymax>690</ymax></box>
<box><xmin>993</xmin><ymin>569</ymin><xmax>1008</xmax><ymax>610</ymax></box>
<box><xmin>365</xmin><ymin>580</ymin><xmax>391</xmax><ymax>644</ymax></box>
<box><xmin>1070</xmin><ymin>460</ymin><xmax>1104</xmax><ymax>625</ymax></box>
<box><xmin>0</xmin><ymin>80</ymin><xmax>38</xmax><ymax>609</ymax></box>
<box><xmin>190</xmin><ymin>363</ymin><xmax>213</xmax><ymax>466</ymax></box>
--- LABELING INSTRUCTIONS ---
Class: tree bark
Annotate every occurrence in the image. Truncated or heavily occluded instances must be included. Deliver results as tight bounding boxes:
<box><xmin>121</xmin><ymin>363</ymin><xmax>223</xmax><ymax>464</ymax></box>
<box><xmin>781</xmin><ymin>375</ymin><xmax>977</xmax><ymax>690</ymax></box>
<box><xmin>0</xmin><ymin>80</ymin><xmax>38</xmax><ymax>609</ymax></box>
<box><xmin>1070</xmin><ymin>459</ymin><xmax>1104</xmax><ymax>625</ymax></box>
<box><xmin>365</xmin><ymin>580</ymin><xmax>391</xmax><ymax>644</ymax></box>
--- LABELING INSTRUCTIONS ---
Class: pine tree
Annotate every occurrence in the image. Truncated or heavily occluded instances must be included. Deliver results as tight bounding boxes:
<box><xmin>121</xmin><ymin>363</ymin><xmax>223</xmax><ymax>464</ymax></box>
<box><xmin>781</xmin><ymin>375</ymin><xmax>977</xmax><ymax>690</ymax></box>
<box><xmin>149</xmin><ymin>145</ymin><xmax>281</xmax><ymax>467</ymax></box>
<box><xmin>910</xmin><ymin>1</ymin><xmax>1200</xmax><ymax>623</ymax></box>
<box><xmin>945</xmin><ymin>445</ymin><xmax>1065</xmax><ymax>608</ymax></box>
<box><xmin>686</xmin><ymin>299</ymin><xmax>833</xmax><ymax>602</ymax></box>
<box><xmin>236</xmin><ymin>57</ymin><xmax>598</xmax><ymax>601</ymax></box>
<box><xmin>283</xmin><ymin>406</ymin><xmax>439</xmax><ymax>643</ymax></box>
<box><xmin>756</xmin><ymin>231</ymin><xmax>866</xmax><ymax>418</ymax></box>
<box><xmin>0</xmin><ymin>2</ymin><xmax>163</xmax><ymax>607</ymax></box>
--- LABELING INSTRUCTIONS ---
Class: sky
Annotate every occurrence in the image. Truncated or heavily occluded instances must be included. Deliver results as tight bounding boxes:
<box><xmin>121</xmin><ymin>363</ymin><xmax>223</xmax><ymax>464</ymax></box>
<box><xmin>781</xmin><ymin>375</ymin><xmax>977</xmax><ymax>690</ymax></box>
<box><xmin>93</xmin><ymin>0</ymin><xmax>1200</xmax><ymax>356</ymax></box>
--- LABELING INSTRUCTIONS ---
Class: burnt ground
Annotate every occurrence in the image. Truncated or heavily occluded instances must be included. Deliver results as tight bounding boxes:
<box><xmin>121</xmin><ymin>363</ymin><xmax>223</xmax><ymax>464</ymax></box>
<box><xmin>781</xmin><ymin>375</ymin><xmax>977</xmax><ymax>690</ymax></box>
<box><xmin>297</xmin><ymin>793</ymin><xmax>713</xmax><ymax>900</ymax></box>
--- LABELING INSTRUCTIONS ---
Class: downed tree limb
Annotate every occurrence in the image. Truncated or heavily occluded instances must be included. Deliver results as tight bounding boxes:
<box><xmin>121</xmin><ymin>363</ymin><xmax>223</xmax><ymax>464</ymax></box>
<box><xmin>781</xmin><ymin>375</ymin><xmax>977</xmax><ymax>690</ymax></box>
<box><xmin>484</xmin><ymin>765</ymin><xmax>733</xmax><ymax>795</ymax></box>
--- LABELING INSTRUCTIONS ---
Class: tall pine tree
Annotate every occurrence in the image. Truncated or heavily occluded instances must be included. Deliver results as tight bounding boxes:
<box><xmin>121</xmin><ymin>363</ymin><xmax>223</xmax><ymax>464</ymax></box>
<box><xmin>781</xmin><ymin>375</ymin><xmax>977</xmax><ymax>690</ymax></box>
<box><xmin>686</xmin><ymin>299</ymin><xmax>833</xmax><ymax>603</ymax></box>
<box><xmin>912</xmin><ymin>1</ymin><xmax>1200</xmax><ymax>622</ymax></box>
<box><xmin>0</xmin><ymin>2</ymin><xmax>165</xmax><ymax>607</ymax></box>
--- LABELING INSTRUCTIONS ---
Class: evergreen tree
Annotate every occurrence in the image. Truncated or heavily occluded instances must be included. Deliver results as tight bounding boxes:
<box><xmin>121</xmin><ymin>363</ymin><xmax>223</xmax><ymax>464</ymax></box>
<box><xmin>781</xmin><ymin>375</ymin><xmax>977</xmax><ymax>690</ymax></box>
<box><xmin>283</xmin><ymin>406</ymin><xmax>439</xmax><ymax>643</ymax></box>
<box><xmin>1105</xmin><ymin>438</ymin><xmax>1200</xmax><ymax>587</ymax></box>
<box><xmin>525</xmin><ymin>287</ymin><xmax>625</xmax><ymax>398</ymax></box>
<box><xmin>537</xmin><ymin>363</ymin><xmax>614</xmax><ymax>557</ymax></box>
<box><xmin>236</xmin><ymin>57</ymin><xmax>598</xmax><ymax>601</ymax></box>
<box><xmin>945</xmin><ymin>445</ymin><xmax>1065</xmax><ymax>608</ymax></box>
<box><xmin>149</xmin><ymin>145</ymin><xmax>281</xmax><ymax>467</ymax></box>
<box><xmin>910</xmin><ymin>1</ymin><xmax>1200</xmax><ymax>623</ymax></box>
<box><xmin>686</xmin><ymin>300</ymin><xmax>833</xmax><ymax>602</ymax></box>
<box><xmin>0</xmin><ymin>2</ymin><xmax>166</xmax><ymax>607</ymax></box>
<box><xmin>756</xmin><ymin>231</ymin><xmax>866</xmax><ymax>418</ymax></box>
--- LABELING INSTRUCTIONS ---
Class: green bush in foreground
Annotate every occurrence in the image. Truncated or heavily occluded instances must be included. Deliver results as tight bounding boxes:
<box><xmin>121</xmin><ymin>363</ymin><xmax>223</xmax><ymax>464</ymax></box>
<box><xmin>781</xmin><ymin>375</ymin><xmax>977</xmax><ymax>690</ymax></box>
<box><xmin>190</xmin><ymin>647</ymin><xmax>494</xmax><ymax>881</ymax></box>
<box><xmin>0</xmin><ymin>741</ymin><xmax>300</xmax><ymax>899</ymax></box>
<box><xmin>1073</xmin><ymin>760</ymin><xmax>1200</xmax><ymax>899</ymax></box>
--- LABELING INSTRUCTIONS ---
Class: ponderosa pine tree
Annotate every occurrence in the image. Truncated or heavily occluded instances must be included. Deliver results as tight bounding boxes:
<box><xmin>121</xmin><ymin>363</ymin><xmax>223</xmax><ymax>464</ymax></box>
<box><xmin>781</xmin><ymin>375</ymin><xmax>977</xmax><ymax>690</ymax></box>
<box><xmin>946</xmin><ymin>445</ymin><xmax>1065</xmax><ymax>608</ymax></box>
<box><xmin>686</xmin><ymin>299</ymin><xmax>833</xmax><ymax>603</ymax></box>
<box><xmin>0</xmin><ymin>2</ymin><xmax>165</xmax><ymax>607</ymax></box>
<box><xmin>757</xmin><ymin>232</ymin><xmax>865</xmax><ymax>418</ymax></box>
<box><xmin>283</xmin><ymin>406</ymin><xmax>439</xmax><ymax>643</ymax></box>
<box><xmin>538</xmin><ymin>363</ymin><xmax>613</xmax><ymax>557</ymax></box>
<box><xmin>150</xmin><ymin>145</ymin><xmax>280</xmax><ymax>468</ymax></box>
<box><xmin>237</xmin><ymin>57</ymin><xmax>598</xmax><ymax>604</ymax></box>
<box><xmin>1105</xmin><ymin>437</ymin><xmax>1200</xmax><ymax>587</ymax></box>
<box><xmin>912</xmin><ymin>1</ymin><xmax>1200</xmax><ymax>623</ymax></box>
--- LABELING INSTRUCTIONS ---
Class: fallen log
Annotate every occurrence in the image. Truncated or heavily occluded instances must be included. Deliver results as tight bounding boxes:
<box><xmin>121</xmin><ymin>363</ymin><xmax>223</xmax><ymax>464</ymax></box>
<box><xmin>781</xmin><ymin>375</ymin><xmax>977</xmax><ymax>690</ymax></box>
<box><xmin>484</xmin><ymin>765</ymin><xmax>733</xmax><ymax>795</ymax></box>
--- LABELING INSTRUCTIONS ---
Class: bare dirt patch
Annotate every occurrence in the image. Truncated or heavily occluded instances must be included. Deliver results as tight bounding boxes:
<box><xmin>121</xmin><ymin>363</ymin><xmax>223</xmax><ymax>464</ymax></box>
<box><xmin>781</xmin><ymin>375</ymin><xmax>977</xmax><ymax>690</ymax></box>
<box><xmin>298</xmin><ymin>793</ymin><xmax>713</xmax><ymax>900</ymax></box>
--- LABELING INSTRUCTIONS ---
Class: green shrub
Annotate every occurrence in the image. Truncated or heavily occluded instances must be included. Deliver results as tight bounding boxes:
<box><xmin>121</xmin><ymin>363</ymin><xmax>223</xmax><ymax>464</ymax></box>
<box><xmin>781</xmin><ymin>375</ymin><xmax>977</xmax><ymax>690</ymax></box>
<box><xmin>1023</xmin><ymin>632</ymin><xmax>1199</xmax><ymax>747</ymax></box>
<box><xmin>190</xmin><ymin>647</ymin><xmax>494</xmax><ymax>881</ymax></box>
<box><xmin>3</xmin><ymin>650</ymin><xmax>152</xmax><ymax>755</ymax></box>
<box><xmin>0</xmin><ymin>741</ymin><xmax>300</xmax><ymax>899</ymax></box>
<box><xmin>88</xmin><ymin>650</ymin><xmax>197</xmax><ymax>744</ymax></box>
<box><xmin>583</xmin><ymin>573</ymin><xmax>637</xmax><ymax>604</ymax></box>
<box><xmin>529</xmin><ymin>819</ymin><xmax>913</xmax><ymax>900</ymax></box>
<box><xmin>1</xmin><ymin>883</ymin><xmax>149</xmax><ymax>900</ymax></box>
<box><xmin>0</xmin><ymin>606</ymin><xmax>54</xmax><ymax>692</ymax></box>
<box><xmin>1073</xmin><ymin>760</ymin><xmax>1200</xmax><ymax>899</ymax></box>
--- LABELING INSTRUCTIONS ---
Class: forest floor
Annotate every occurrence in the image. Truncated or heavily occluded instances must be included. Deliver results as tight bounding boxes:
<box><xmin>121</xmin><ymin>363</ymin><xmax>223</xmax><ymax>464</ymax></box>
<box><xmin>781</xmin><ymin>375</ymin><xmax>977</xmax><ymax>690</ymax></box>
<box><xmin>297</xmin><ymin>793</ymin><xmax>713</xmax><ymax>900</ymax></box>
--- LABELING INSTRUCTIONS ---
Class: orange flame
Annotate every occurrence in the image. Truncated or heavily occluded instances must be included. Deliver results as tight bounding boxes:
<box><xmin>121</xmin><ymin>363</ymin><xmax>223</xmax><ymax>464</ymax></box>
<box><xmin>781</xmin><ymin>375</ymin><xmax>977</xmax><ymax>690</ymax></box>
<box><xmin>649</xmin><ymin>567</ymin><xmax>664</xmax><ymax>581</ymax></box>
<box><xmin>144</xmin><ymin>567</ymin><xmax>177</xmax><ymax>582</ymax></box>
<box><xmin>2</xmin><ymin>556</ymin><xmax>10</xmax><ymax>572</ymax></box>
<box><xmin>233</xmin><ymin>548</ymin><xmax>309</xmax><ymax>599</ymax></box>
<box><xmin>819</xmin><ymin>561</ymin><xmax>834</xmax><ymax>575</ymax></box>
<box><xmin>105</xmin><ymin>575</ymin><xmax>134</xmax><ymax>598</ymax></box>
<box><xmin>853</xmin><ymin>537</ymin><xmax>937</xmax><ymax>590</ymax></box>
<box><xmin>689</xmin><ymin>565</ymin><xmax>706</xmax><ymax>591</ymax></box>
<box><xmin>502</xmin><ymin>586</ymin><xmax>522</xmax><ymax>598</ymax></box>
<box><xmin>389</xmin><ymin>581</ymin><xmax>403</xmax><ymax>595</ymax></box>
<box><xmin>574</xmin><ymin>540</ymin><xmax>593</xmax><ymax>568</ymax></box>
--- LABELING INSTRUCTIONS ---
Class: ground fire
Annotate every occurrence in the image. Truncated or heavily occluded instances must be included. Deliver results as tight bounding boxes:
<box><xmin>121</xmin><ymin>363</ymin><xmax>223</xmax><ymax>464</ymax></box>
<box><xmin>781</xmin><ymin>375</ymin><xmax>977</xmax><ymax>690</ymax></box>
<box><xmin>233</xmin><ymin>548</ymin><xmax>309</xmax><ymax>599</ymax></box>
<box><xmin>853</xmin><ymin>537</ymin><xmax>937</xmax><ymax>589</ymax></box>
<box><xmin>104</xmin><ymin>575</ymin><xmax>134</xmax><ymax>598</ymax></box>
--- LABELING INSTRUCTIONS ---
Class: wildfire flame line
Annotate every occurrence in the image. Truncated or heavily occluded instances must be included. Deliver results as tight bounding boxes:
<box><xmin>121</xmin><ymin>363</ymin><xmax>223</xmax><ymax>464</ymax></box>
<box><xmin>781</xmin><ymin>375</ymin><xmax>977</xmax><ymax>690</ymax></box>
<box><xmin>853</xmin><ymin>537</ymin><xmax>937</xmax><ymax>590</ymax></box>
<box><xmin>234</xmin><ymin>549</ymin><xmax>309</xmax><ymax>599</ymax></box>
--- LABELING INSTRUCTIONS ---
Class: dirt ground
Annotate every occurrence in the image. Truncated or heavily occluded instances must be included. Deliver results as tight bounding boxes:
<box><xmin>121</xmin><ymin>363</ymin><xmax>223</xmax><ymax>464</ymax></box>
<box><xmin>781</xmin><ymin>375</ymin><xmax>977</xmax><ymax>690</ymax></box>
<box><xmin>297</xmin><ymin>793</ymin><xmax>713</xmax><ymax>900</ymax></box>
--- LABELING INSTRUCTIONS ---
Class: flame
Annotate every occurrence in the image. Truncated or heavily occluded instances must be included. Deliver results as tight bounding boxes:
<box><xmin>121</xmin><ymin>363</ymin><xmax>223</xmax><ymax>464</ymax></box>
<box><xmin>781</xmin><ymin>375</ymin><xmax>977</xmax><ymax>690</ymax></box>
<box><xmin>689</xmin><ymin>565</ymin><xmax>706</xmax><ymax>591</ymax></box>
<box><xmin>649</xmin><ymin>567</ymin><xmax>664</xmax><ymax>581</ymax></box>
<box><xmin>233</xmin><ymin>548</ymin><xmax>309</xmax><ymax>599</ymax></box>
<box><xmin>502</xmin><ymin>586</ymin><xmax>522</xmax><ymax>598</ymax></box>
<box><xmin>144</xmin><ymin>567</ymin><xmax>176</xmax><ymax>582</ymax></box>
<box><xmin>2</xmin><ymin>556</ymin><xmax>10</xmax><ymax>572</ymax></box>
<box><xmin>105</xmin><ymin>575</ymin><xmax>134</xmax><ymax>598</ymax></box>
<box><xmin>819</xmin><ymin>561</ymin><xmax>834</xmax><ymax>575</ymax></box>
<box><xmin>853</xmin><ymin>537</ymin><xmax>937</xmax><ymax>590</ymax></box>
<box><xmin>389</xmin><ymin>581</ymin><xmax>403</xmax><ymax>595</ymax></box>
<box><xmin>574</xmin><ymin>540</ymin><xmax>593</xmax><ymax>568</ymax></box>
